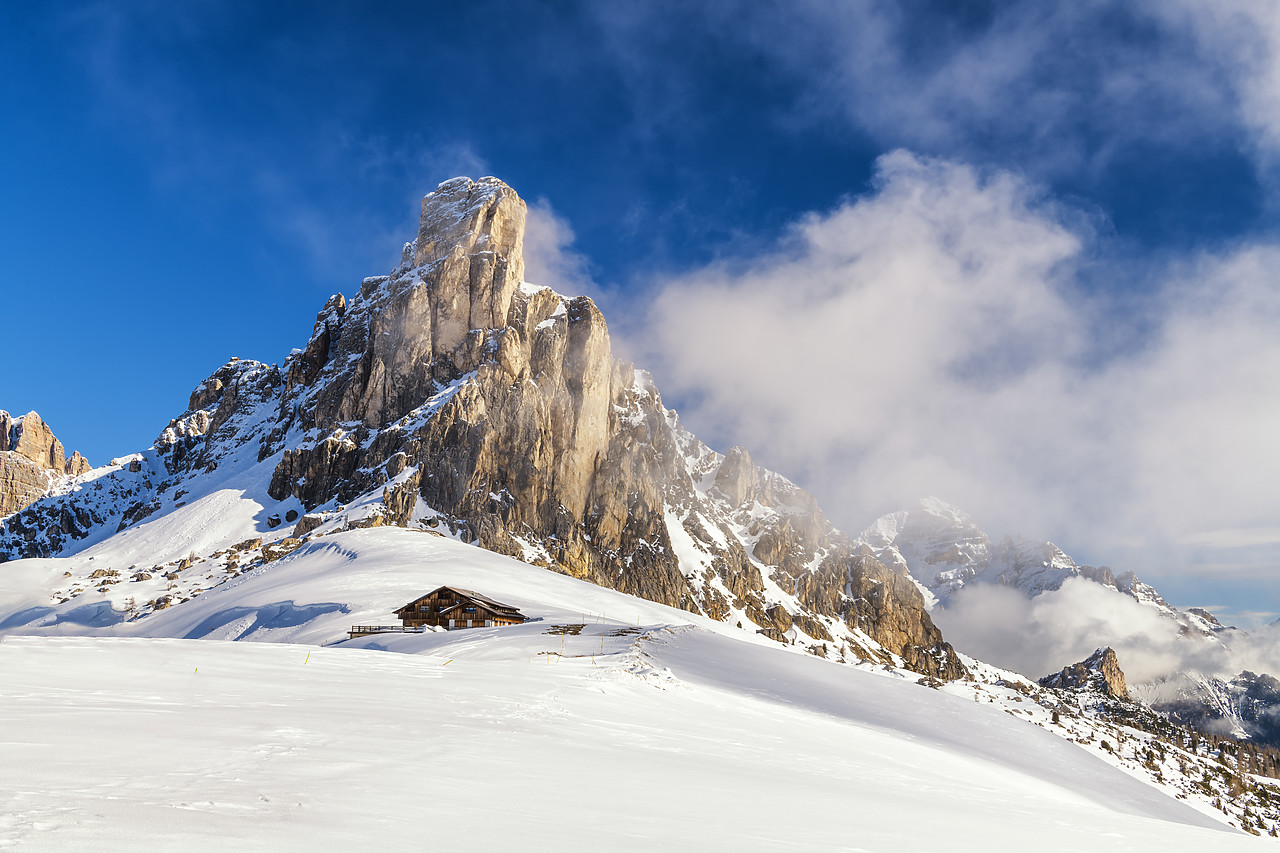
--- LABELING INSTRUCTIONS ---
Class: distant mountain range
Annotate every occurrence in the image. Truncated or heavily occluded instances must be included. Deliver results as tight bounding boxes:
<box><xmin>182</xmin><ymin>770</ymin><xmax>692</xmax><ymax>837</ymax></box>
<box><xmin>854</xmin><ymin>496</ymin><xmax>1280</xmax><ymax>747</ymax></box>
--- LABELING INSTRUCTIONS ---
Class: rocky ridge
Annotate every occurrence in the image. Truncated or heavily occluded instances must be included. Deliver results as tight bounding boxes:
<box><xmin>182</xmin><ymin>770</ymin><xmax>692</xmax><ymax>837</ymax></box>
<box><xmin>1040</xmin><ymin>647</ymin><xmax>1131</xmax><ymax>701</ymax></box>
<box><xmin>0</xmin><ymin>177</ymin><xmax>963</xmax><ymax>680</ymax></box>
<box><xmin>0</xmin><ymin>411</ymin><xmax>90</xmax><ymax>516</ymax></box>
<box><xmin>1136</xmin><ymin>670</ymin><xmax>1280</xmax><ymax>746</ymax></box>
<box><xmin>855</xmin><ymin>497</ymin><xmax>1190</xmax><ymax>624</ymax></box>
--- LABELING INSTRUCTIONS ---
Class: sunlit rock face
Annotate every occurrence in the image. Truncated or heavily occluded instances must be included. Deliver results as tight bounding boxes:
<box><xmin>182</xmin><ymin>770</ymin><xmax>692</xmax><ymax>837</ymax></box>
<box><xmin>1041</xmin><ymin>647</ymin><xmax>1131</xmax><ymax>701</ymax></box>
<box><xmin>0</xmin><ymin>410</ymin><xmax>89</xmax><ymax>516</ymax></box>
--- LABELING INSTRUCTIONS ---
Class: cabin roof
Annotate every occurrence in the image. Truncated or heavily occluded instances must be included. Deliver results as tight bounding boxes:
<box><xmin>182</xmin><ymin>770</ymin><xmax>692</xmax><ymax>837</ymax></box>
<box><xmin>396</xmin><ymin>586</ymin><xmax>526</xmax><ymax>619</ymax></box>
<box><xmin>438</xmin><ymin>601</ymin><xmax>521</xmax><ymax>618</ymax></box>
<box><xmin>443</xmin><ymin>587</ymin><xmax>522</xmax><ymax>613</ymax></box>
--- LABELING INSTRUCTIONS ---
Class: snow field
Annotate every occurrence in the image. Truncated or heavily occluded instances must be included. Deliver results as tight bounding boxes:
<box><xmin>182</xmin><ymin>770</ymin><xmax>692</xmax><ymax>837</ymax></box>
<box><xmin>0</xmin><ymin>529</ymin><xmax>1267</xmax><ymax>851</ymax></box>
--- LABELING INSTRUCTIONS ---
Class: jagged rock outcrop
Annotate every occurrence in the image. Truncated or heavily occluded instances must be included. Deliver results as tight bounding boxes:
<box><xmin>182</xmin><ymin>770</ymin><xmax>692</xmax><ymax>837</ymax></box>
<box><xmin>1040</xmin><ymin>647</ymin><xmax>1131</xmax><ymax>701</ymax></box>
<box><xmin>0</xmin><ymin>411</ymin><xmax>90</xmax><ymax>516</ymax></box>
<box><xmin>0</xmin><ymin>177</ymin><xmax>965</xmax><ymax>680</ymax></box>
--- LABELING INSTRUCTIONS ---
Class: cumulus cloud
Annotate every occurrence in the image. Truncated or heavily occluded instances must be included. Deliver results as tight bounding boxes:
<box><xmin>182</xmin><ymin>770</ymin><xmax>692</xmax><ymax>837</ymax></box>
<box><xmin>631</xmin><ymin>151</ymin><xmax>1280</xmax><ymax>580</ymax></box>
<box><xmin>934</xmin><ymin>579</ymin><xmax>1212</xmax><ymax>683</ymax></box>
<box><xmin>936</xmin><ymin>577</ymin><xmax>1280</xmax><ymax>687</ymax></box>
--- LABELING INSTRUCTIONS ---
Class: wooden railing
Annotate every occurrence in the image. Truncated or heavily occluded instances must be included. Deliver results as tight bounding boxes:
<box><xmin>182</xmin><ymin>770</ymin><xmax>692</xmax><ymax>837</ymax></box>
<box><xmin>347</xmin><ymin>625</ymin><xmax>428</xmax><ymax>638</ymax></box>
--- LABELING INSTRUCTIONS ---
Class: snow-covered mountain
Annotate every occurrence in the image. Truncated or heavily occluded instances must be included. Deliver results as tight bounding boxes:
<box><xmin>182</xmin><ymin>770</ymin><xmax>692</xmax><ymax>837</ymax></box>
<box><xmin>1136</xmin><ymin>670</ymin><xmax>1280</xmax><ymax>746</ymax></box>
<box><xmin>2</xmin><ymin>526</ymin><xmax>1267</xmax><ymax>850</ymax></box>
<box><xmin>0</xmin><ymin>177</ymin><xmax>961</xmax><ymax>679</ymax></box>
<box><xmin>854</xmin><ymin>497</ymin><xmax>1181</xmax><ymax>618</ymax></box>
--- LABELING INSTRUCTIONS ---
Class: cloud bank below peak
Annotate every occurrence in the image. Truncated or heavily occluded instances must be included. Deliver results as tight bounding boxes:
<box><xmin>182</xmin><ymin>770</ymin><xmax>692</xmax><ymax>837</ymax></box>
<box><xmin>626</xmin><ymin>151</ymin><xmax>1280</xmax><ymax>581</ymax></box>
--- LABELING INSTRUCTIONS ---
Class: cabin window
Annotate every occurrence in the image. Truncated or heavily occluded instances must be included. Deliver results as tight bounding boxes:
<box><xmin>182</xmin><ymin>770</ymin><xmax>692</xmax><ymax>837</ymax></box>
<box><xmin>464</xmin><ymin>606</ymin><xmax>476</xmax><ymax>614</ymax></box>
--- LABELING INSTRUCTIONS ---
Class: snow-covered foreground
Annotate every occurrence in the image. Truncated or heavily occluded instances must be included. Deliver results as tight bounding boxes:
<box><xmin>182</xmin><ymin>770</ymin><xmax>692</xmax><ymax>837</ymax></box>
<box><xmin>0</xmin><ymin>530</ymin><xmax>1267</xmax><ymax>850</ymax></box>
<box><xmin>0</xmin><ymin>532</ymin><xmax>1264</xmax><ymax>845</ymax></box>
<box><xmin>0</xmin><ymin>631</ymin><xmax>1250</xmax><ymax>852</ymax></box>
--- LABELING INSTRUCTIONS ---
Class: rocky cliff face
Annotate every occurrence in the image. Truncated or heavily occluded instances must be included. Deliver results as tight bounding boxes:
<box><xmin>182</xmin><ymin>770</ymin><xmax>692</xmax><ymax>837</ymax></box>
<box><xmin>0</xmin><ymin>411</ymin><xmax>90</xmax><ymax>516</ymax></box>
<box><xmin>0</xmin><ymin>177</ymin><xmax>964</xmax><ymax>680</ymax></box>
<box><xmin>1040</xmin><ymin>647</ymin><xmax>1131</xmax><ymax>701</ymax></box>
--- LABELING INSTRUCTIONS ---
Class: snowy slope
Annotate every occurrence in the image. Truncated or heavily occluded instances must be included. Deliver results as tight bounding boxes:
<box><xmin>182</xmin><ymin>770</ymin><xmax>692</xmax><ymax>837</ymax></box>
<box><xmin>0</xmin><ymin>534</ymin><xmax>1254</xmax><ymax>851</ymax></box>
<box><xmin>0</xmin><ymin>527</ymin><xmax>1274</xmax><ymax>849</ymax></box>
<box><xmin>5</xmin><ymin>634</ymin><xmax>1253</xmax><ymax>853</ymax></box>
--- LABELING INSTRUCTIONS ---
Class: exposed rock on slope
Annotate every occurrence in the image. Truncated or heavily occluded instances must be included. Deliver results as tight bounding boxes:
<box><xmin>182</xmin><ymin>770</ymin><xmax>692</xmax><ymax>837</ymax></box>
<box><xmin>0</xmin><ymin>177</ymin><xmax>963</xmax><ymax>680</ymax></box>
<box><xmin>0</xmin><ymin>411</ymin><xmax>90</xmax><ymax>516</ymax></box>
<box><xmin>1040</xmin><ymin>647</ymin><xmax>1131</xmax><ymax>701</ymax></box>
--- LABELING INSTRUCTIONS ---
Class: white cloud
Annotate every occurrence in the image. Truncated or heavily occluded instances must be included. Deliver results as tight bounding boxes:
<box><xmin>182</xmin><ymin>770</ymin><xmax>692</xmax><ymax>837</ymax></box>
<box><xmin>936</xmin><ymin>577</ymin><xmax>1280</xmax><ymax>687</ymax></box>
<box><xmin>1151</xmin><ymin>1</ymin><xmax>1280</xmax><ymax>165</ymax></box>
<box><xmin>522</xmin><ymin>198</ymin><xmax>601</xmax><ymax>302</ymax></box>
<box><xmin>595</xmin><ymin>1</ymin><xmax>1280</xmax><ymax>177</ymax></box>
<box><xmin>631</xmin><ymin>151</ymin><xmax>1280</xmax><ymax>581</ymax></box>
<box><xmin>934</xmin><ymin>579</ymin><xmax>1210</xmax><ymax>683</ymax></box>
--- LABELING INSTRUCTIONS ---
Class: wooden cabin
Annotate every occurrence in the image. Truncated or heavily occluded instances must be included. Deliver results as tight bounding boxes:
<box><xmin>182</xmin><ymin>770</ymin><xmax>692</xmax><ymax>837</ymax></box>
<box><xmin>395</xmin><ymin>586</ymin><xmax>527</xmax><ymax>630</ymax></box>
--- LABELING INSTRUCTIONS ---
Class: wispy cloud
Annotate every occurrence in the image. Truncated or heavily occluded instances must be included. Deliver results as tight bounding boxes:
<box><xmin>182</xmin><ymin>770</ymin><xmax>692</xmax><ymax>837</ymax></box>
<box><xmin>1152</xmin><ymin>1</ymin><xmax>1280</xmax><ymax>170</ymax></box>
<box><xmin>523</xmin><ymin>198</ymin><xmax>601</xmax><ymax>302</ymax></box>
<box><xmin>593</xmin><ymin>1</ymin><xmax>1269</xmax><ymax>179</ymax></box>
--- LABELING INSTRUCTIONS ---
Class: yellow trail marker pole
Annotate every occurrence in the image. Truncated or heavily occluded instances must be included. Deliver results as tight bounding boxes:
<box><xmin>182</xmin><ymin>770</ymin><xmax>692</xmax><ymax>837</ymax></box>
<box><xmin>304</xmin><ymin>651</ymin><xmax>311</xmax><ymax>665</ymax></box>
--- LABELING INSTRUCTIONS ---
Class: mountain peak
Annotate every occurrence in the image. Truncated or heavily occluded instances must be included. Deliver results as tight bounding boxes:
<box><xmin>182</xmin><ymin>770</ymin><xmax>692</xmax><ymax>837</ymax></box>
<box><xmin>0</xmin><ymin>177</ymin><xmax>966</xmax><ymax>684</ymax></box>
<box><xmin>0</xmin><ymin>409</ymin><xmax>91</xmax><ymax>516</ymax></box>
<box><xmin>411</xmin><ymin>176</ymin><xmax>526</xmax><ymax>281</ymax></box>
<box><xmin>914</xmin><ymin>495</ymin><xmax>971</xmax><ymax>522</ymax></box>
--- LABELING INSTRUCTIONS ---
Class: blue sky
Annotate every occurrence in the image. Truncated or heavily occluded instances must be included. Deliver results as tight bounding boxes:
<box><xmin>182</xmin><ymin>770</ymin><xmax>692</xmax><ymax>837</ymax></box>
<box><xmin>3</xmin><ymin>1</ymin><xmax>1279</xmax><ymax>618</ymax></box>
